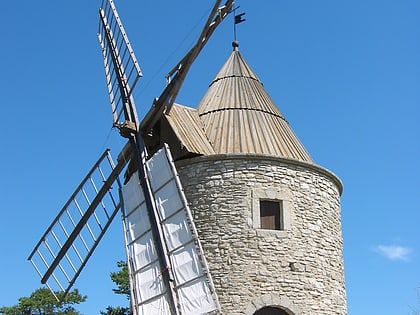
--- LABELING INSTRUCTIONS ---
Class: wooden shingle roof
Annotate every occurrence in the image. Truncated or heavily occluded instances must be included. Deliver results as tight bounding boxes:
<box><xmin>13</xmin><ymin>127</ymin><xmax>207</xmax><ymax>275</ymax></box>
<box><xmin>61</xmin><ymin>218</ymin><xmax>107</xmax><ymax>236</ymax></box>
<box><xmin>165</xmin><ymin>104</ymin><xmax>215</xmax><ymax>156</ymax></box>
<box><xmin>197</xmin><ymin>43</ymin><xmax>313</xmax><ymax>162</ymax></box>
<box><xmin>142</xmin><ymin>43</ymin><xmax>313</xmax><ymax>164</ymax></box>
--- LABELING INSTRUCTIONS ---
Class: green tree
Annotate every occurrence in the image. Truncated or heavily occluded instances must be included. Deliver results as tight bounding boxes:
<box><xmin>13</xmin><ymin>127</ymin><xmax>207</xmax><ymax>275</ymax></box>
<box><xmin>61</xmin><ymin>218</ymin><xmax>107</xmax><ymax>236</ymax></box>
<box><xmin>100</xmin><ymin>306</ymin><xmax>129</xmax><ymax>315</ymax></box>
<box><xmin>110</xmin><ymin>261</ymin><xmax>130</xmax><ymax>298</ymax></box>
<box><xmin>100</xmin><ymin>261</ymin><xmax>130</xmax><ymax>315</ymax></box>
<box><xmin>0</xmin><ymin>288</ymin><xmax>86</xmax><ymax>315</ymax></box>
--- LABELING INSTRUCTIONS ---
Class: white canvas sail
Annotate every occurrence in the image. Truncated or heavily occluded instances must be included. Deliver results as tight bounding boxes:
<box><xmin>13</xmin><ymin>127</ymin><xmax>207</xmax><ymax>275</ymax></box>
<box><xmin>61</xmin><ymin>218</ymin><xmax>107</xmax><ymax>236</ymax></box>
<box><xmin>121</xmin><ymin>144</ymin><xmax>219</xmax><ymax>315</ymax></box>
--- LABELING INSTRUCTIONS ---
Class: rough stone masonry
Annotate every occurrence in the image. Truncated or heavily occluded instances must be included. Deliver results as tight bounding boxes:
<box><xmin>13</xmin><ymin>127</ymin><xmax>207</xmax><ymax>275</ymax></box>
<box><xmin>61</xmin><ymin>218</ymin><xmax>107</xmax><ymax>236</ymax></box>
<box><xmin>177</xmin><ymin>154</ymin><xmax>347</xmax><ymax>315</ymax></box>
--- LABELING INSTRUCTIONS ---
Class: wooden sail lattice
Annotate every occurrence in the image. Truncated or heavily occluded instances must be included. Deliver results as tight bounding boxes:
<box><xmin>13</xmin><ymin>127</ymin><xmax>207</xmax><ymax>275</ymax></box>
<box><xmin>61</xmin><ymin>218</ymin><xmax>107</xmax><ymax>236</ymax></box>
<box><xmin>28</xmin><ymin>149</ymin><xmax>128</xmax><ymax>299</ymax></box>
<box><xmin>122</xmin><ymin>144</ymin><xmax>220</xmax><ymax>314</ymax></box>
<box><xmin>29</xmin><ymin>1</ymin><xmax>234</xmax><ymax>313</ymax></box>
<box><xmin>98</xmin><ymin>0</ymin><xmax>142</xmax><ymax>127</ymax></box>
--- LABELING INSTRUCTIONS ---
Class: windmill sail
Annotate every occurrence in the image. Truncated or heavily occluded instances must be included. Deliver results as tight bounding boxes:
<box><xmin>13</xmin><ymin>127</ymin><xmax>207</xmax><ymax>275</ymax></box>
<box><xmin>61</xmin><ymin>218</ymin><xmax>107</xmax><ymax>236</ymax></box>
<box><xmin>97</xmin><ymin>0</ymin><xmax>232</xmax><ymax>313</ymax></box>
<box><xmin>28</xmin><ymin>147</ymin><xmax>130</xmax><ymax>300</ymax></box>
<box><xmin>29</xmin><ymin>0</ymin><xmax>232</xmax><ymax>311</ymax></box>
<box><xmin>121</xmin><ymin>144</ymin><xmax>220</xmax><ymax>315</ymax></box>
<box><xmin>98</xmin><ymin>0</ymin><xmax>142</xmax><ymax>128</ymax></box>
<box><xmin>27</xmin><ymin>0</ymin><xmax>141</xmax><ymax>302</ymax></box>
<box><xmin>141</xmin><ymin>0</ymin><xmax>234</xmax><ymax>134</ymax></box>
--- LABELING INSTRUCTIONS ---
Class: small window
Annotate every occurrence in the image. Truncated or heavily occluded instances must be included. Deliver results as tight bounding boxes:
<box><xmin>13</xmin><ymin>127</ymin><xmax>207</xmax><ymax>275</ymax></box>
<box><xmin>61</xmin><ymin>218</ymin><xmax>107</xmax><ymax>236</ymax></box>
<box><xmin>252</xmin><ymin>188</ymin><xmax>291</xmax><ymax>235</ymax></box>
<box><xmin>260</xmin><ymin>200</ymin><xmax>284</xmax><ymax>230</ymax></box>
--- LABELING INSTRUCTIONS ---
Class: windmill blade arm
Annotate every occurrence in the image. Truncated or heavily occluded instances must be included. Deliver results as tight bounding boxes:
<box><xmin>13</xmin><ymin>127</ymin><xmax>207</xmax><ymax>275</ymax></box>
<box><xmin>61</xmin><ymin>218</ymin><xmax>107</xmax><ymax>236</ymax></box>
<box><xmin>28</xmin><ymin>146</ymin><xmax>131</xmax><ymax>301</ymax></box>
<box><xmin>49</xmin><ymin>199</ymin><xmax>121</xmax><ymax>299</ymax></box>
<box><xmin>123</xmin><ymin>144</ymin><xmax>221</xmax><ymax>313</ymax></box>
<box><xmin>166</xmin><ymin>0</ymin><xmax>233</xmax><ymax>82</ymax></box>
<box><xmin>164</xmin><ymin>0</ymin><xmax>233</xmax><ymax>110</ymax></box>
<box><xmin>98</xmin><ymin>0</ymin><xmax>142</xmax><ymax>128</ymax></box>
<box><xmin>140</xmin><ymin>0</ymin><xmax>234</xmax><ymax>135</ymax></box>
<box><xmin>28</xmin><ymin>149</ymin><xmax>116</xmax><ymax>262</ymax></box>
<box><xmin>40</xmin><ymin>153</ymin><xmax>128</xmax><ymax>285</ymax></box>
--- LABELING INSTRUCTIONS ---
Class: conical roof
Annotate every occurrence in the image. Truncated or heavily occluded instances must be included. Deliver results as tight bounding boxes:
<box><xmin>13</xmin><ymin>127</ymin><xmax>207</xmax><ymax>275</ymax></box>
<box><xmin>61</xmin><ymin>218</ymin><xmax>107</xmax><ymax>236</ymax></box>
<box><xmin>197</xmin><ymin>43</ymin><xmax>313</xmax><ymax>163</ymax></box>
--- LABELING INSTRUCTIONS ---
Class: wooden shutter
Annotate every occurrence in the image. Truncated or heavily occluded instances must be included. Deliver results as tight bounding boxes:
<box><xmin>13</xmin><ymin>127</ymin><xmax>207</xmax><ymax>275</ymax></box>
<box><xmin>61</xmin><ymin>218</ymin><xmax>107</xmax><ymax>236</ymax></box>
<box><xmin>260</xmin><ymin>200</ymin><xmax>283</xmax><ymax>230</ymax></box>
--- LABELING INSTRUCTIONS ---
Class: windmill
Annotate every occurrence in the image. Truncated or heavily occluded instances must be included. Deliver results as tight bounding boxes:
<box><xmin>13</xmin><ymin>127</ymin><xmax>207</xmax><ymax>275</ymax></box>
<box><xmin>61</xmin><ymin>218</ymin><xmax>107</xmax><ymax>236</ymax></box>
<box><xmin>28</xmin><ymin>0</ymin><xmax>234</xmax><ymax>314</ymax></box>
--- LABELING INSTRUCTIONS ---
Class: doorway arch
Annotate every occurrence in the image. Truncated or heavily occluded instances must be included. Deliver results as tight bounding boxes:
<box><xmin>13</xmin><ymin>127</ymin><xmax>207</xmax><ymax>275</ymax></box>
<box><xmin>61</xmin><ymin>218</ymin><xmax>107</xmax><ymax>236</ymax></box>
<box><xmin>254</xmin><ymin>306</ymin><xmax>289</xmax><ymax>315</ymax></box>
<box><xmin>244</xmin><ymin>294</ymin><xmax>299</xmax><ymax>315</ymax></box>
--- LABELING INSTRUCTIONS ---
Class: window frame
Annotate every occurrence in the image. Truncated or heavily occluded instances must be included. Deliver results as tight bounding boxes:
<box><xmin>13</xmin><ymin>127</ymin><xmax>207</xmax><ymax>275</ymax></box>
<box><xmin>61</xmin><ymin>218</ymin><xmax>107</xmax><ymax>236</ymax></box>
<box><xmin>251</xmin><ymin>188</ymin><xmax>291</xmax><ymax>237</ymax></box>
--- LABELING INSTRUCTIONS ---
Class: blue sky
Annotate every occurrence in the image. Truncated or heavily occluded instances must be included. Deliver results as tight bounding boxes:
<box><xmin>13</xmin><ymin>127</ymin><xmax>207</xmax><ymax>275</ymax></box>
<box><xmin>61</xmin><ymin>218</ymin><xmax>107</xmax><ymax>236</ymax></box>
<box><xmin>1</xmin><ymin>1</ymin><xmax>419</xmax><ymax>314</ymax></box>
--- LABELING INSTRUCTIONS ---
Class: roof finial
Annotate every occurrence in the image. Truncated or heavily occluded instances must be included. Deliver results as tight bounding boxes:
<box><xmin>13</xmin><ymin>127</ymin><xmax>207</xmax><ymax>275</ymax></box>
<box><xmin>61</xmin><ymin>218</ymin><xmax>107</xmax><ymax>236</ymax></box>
<box><xmin>232</xmin><ymin>40</ymin><xmax>240</xmax><ymax>51</ymax></box>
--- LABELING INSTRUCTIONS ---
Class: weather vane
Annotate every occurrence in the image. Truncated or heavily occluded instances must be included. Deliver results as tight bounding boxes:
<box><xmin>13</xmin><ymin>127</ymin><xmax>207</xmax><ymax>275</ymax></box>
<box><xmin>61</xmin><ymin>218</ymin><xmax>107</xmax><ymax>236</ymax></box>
<box><xmin>233</xmin><ymin>6</ymin><xmax>246</xmax><ymax>42</ymax></box>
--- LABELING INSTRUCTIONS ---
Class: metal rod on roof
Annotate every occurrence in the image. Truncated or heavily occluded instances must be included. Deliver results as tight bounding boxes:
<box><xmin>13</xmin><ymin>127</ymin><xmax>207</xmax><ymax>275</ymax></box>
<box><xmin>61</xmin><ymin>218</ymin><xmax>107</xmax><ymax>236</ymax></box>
<box><xmin>233</xmin><ymin>6</ymin><xmax>246</xmax><ymax>42</ymax></box>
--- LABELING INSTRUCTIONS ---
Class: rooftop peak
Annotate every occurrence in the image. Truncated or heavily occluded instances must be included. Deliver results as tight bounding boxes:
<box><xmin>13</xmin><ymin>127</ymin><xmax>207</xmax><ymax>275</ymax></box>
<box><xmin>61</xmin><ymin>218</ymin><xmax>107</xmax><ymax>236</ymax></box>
<box><xmin>196</xmin><ymin>48</ymin><xmax>313</xmax><ymax>162</ymax></box>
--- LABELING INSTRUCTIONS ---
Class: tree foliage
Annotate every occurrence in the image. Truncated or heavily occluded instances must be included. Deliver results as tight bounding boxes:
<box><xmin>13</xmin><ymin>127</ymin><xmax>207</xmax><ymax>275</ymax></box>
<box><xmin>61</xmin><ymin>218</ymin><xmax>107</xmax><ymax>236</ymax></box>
<box><xmin>100</xmin><ymin>306</ymin><xmax>129</xmax><ymax>315</ymax></box>
<box><xmin>100</xmin><ymin>261</ymin><xmax>130</xmax><ymax>315</ymax></box>
<box><xmin>0</xmin><ymin>288</ymin><xmax>86</xmax><ymax>315</ymax></box>
<box><xmin>110</xmin><ymin>261</ymin><xmax>130</xmax><ymax>299</ymax></box>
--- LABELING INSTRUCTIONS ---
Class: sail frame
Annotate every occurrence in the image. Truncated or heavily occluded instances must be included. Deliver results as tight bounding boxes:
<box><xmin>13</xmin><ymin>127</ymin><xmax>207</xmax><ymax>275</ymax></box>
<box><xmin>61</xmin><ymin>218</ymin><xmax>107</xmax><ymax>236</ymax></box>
<box><xmin>121</xmin><ymin>144</ymin><xmax>220</xmax><ymax>315</ymax></box>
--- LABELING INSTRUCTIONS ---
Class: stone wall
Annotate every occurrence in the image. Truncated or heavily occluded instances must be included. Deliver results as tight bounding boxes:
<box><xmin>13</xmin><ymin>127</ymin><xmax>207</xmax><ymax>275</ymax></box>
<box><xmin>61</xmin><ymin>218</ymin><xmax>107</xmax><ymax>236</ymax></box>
<box><xmin>176</xmin><ymin>154</ymin><xmax>347</xmax><ymax>315</ymax></box>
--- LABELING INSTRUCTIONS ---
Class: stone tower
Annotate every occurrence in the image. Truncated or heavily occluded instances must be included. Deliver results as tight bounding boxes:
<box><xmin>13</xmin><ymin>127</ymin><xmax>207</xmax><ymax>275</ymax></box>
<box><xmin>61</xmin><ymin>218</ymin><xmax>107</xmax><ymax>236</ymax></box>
<box><xmin>142</xmin><ymin>43</ymin><xmax>347</xmax><ymax>315</ymax></box>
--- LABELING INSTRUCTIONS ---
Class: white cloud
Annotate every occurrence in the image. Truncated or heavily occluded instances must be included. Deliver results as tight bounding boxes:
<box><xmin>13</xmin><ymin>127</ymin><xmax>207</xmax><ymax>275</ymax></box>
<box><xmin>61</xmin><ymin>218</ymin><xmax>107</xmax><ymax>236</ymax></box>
<box><xmin>374</xmin><ymin>245</ymin><xmax>413</xmax><ymax>261</ymax></box>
